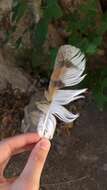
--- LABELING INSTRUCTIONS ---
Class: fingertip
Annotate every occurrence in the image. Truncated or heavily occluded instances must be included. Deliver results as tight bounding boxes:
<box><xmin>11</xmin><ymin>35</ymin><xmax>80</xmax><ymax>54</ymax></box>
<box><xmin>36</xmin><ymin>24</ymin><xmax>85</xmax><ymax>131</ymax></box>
<box><xmin>39</xmin><ymin>138</ymin><xmax>51</xmax><ymax>151</ymax></box>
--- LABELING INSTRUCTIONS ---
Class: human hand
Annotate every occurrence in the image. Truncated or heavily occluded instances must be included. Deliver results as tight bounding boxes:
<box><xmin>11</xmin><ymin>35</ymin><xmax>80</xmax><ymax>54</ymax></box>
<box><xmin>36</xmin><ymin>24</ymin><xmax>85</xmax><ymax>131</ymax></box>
<box><xmin>0</xmin><ymin>133</ymin><xmax>51</xmax><ymax>190</ymax></box>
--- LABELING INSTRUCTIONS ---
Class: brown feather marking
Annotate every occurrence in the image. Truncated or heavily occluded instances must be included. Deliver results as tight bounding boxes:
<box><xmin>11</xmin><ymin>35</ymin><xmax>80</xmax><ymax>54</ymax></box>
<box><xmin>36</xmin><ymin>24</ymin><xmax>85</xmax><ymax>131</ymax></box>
<box><xmin>45</xmin><ymin>55</ymin><xmax>77</xmax><ymax>102</ymax></box>
<box><xmin>45</xmin><ymin>66</ymin><xmax>67</xmax><ymax>101</ymax></box>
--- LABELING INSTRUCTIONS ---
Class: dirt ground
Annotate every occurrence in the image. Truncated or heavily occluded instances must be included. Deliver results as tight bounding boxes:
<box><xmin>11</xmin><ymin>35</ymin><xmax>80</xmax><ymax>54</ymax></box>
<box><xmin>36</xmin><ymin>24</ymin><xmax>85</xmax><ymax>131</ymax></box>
<box><xmin>2</xmin><ymin>93</ymin><xmax>107</xmax><ymax>190</ymax></box>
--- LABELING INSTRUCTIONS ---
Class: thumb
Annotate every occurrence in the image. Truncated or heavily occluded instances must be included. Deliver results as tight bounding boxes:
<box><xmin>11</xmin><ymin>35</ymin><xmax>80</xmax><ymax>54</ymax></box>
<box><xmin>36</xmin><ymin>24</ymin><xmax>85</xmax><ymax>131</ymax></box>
<box><xmin>20</xmin><ymin>138</ymin><xmax>51</xmax><ymax>188</ymax></box>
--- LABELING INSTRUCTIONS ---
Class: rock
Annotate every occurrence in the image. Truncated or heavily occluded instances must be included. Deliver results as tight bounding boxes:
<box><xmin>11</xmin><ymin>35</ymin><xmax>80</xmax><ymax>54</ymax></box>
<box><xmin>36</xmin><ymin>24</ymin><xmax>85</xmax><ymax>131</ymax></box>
<box><xmin>0</xmin><ymin>49</ymin><xmax>31</xmax><ymax>92</ymax></box>
<box><xmin>102</xmin><ymin>163</ymin><xmax>107</xmax><ymax>171</ymax></box>
<box><xmin>21</xmin><ymin>90</ymin><xmax>45</xmax><ymax>133</ymax></box>
<box><xmin>0</xmin><ymin>0</ymin><xmax>12</xmax><ymax>11</ymax></box>
<box><xmin>21</xmin><ymin>108</ymin><xmax>41</xmax><ymax>133</ymax></box>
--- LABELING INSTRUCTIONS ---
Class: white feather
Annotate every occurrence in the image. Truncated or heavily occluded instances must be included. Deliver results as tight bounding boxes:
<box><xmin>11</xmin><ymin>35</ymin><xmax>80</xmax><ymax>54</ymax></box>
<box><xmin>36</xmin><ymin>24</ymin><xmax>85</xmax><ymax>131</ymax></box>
<box><xmin>52</xmin><ymin>104</ymin><xmax>79</xmax><ymax>122</ymax></box>
<box><xmin>37</xmin><ymin>114</ymin><xmax>56</xmax><ymax>139</ymax></box>
<box><xmin>54</xmin><ymin>89</ymin><xmax>87</xmax><ymax>105</ymax></box>
<box><xmin>37</xmin><ymin>45</ymin><xmax>87</xmax><ymax>139</ymax></box>
<box><xmin>54</xmin><ymin>45</ymin><xmax>86</xmax><ymax>88</ymax></box>
<box><xmin>62</xmin><ymin>74</ymin><xmax>87</xmax><ymax>87</ymax></box>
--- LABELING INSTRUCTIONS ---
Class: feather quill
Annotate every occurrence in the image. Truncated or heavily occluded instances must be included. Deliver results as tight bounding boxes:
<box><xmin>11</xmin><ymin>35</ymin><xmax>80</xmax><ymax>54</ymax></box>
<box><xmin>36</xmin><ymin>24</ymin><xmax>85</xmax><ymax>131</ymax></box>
<box><xmin>37</xmin><ymin>45</ymin><xmax>87</xmax><ymax>139</ymax></box>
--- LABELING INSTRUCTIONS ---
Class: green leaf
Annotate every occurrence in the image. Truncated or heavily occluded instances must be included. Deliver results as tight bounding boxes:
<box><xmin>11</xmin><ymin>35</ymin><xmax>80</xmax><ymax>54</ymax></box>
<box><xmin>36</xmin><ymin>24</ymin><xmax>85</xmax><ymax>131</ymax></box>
<box><xmin>35</xmin><ymin>19</ymin><xmax>48</xmax><ymax>46</ymax></box>
<box><xmin>68</xmin><ymin>32</ymin><xmax>82</xmax><ymax>47</ymax></box>
<box><xmin>86</xmin><ymin>43</ymin><xmax>97</xmax><ymax>54</ymax></box>
<box><xmin>98</xmin><ymin>17</ymin><xmax>107</xmax><ymax>35</ymax></box>
<box><xmin>93</xmin><ymin>73</ymin><xmax>107</xmax><ymax>110</ymax></box>
<box><xmin>50</xmin><ymin>48</ymin><xmax>58</xmax><ymax>64</ymax></box>
<box><xmin>79</xmin><ymin>0</ymin><xmax>97</xmax><ymax>13</ymax></box>
<box><xmin>102</xmin><ymin>78</ymin><xmax>107</xmax><ymax>93</ymax></box>
<box><xmin>12</xmin><ymin>0</ymin><xmax>27</xmax><ymax>23</ymax></box>
<box><xmin>44</xmin><ymin>0</ymin><xmax>63</xmax><ymax>21</ymax></box>
<box><xmin>94</xmin><ymin>92</ymin><xmax>105</xmax><ymax>110</ymax></box>
<box><xmin>34</xmin><ymin>0</ymin><xmax>62</xmax><ymax>47</ymax></box>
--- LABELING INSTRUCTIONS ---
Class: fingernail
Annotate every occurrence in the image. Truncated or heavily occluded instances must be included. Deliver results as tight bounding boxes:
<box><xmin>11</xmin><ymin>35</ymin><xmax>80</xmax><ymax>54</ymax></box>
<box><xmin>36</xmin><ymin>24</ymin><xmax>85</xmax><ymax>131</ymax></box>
<box><xmin>39</xmin><ymin>139</ymin><xmax>50</xmax><ymax>150</ymax></box>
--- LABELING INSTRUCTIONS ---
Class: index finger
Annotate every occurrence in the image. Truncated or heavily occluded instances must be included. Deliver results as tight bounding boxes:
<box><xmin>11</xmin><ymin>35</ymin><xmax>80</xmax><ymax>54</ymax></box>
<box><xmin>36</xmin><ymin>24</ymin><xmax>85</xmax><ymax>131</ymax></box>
<box><xmin>0</xmin><ymin>133</ymin><xmax>40</xmax><ymax>163</ymax></box>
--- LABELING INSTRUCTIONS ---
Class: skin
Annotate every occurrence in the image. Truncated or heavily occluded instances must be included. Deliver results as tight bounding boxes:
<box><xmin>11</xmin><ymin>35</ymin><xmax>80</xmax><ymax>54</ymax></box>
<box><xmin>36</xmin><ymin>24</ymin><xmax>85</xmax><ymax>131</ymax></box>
<box><xmin>0</xmin><ymin>133</ymin><xmax>51</xmax><ymax>190</ymax></box>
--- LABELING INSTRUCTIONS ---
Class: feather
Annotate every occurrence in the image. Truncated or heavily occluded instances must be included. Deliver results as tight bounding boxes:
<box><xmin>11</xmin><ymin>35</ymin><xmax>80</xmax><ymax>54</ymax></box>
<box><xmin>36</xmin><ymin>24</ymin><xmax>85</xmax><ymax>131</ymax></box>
<box><xmin>46</xmin><ymin>45</ymin><xmax>86</xmax><ymax>101</ymax></box>
<box><xmin>37</xmin><ymin>45</ymin><xmax>87</xmax><ymax>139</ymax></box>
